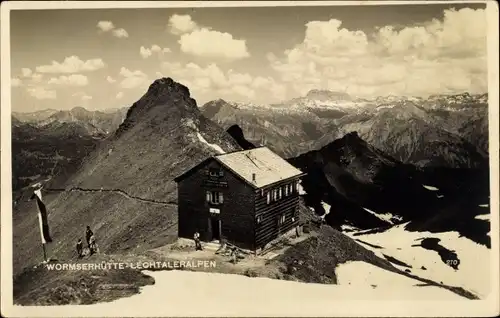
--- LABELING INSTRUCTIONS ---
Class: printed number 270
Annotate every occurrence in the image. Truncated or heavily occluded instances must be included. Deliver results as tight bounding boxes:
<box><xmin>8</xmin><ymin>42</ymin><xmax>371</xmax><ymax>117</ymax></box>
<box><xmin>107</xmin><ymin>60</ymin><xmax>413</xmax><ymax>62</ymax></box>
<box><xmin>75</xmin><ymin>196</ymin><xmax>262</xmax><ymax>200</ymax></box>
<box><xmin>446</xmin><ymin>260</ymin><xmax>459</xmax><ymax>265</ymax></box>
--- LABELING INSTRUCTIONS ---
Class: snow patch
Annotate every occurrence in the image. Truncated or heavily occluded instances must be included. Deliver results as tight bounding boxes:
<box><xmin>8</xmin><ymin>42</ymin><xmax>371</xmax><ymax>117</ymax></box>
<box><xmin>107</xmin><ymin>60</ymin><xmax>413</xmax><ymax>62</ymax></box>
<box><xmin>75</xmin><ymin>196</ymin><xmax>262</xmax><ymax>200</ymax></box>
<box><xmin>479</xmin><ymin>204</ymin><xmax>489</xmax><ymax>208</ymax></box>
<box><xmin>422</xmin><ymin>185</ymin><xmax>439</xmax><ymax>191</ymax></box>
<box><xmin>475</xmin><ymin>214</ymin><xmax>490</xmax><ymax>221</ymax></box>
<box><xmin>196</xmin><ymin>132</ymin><xmax>225</xmax><ymax>154</ymax></box>
<box><xmin>362</xmin><ymin>207</ymin><xmax>396</xmax><ymax>224</ymax></box>
<box><xmin>341</xmin><ymin>224</ymin><xmax>359</xmax><ymax>232</ymax></box>
<box><xmin>344</xmin><ymin>224</ymin><xmax>491</xmax><ymax>299</ymax></box>
<box><xmin>30</xmin><ymin>182</ymin><xmax>42</xmax><ymax>188</ymax></box>
<box><xmin>336</xmin><ymin>261</ymin><xmax>460</xmax><ymax>299</ymax></box>
<box><xmin>320</xmin><ymin>201</ymin><xmax>331</xmax><ymax>221</ymax></box>
<box><xmin>297</xmin><ymin>184</ymin><xmax>306</xmax><ymax>195</ymax></box>
<box><xmin>84</xmin><ymin>269</ymin><xmax>464</xmax><ymax>315</ymax></box>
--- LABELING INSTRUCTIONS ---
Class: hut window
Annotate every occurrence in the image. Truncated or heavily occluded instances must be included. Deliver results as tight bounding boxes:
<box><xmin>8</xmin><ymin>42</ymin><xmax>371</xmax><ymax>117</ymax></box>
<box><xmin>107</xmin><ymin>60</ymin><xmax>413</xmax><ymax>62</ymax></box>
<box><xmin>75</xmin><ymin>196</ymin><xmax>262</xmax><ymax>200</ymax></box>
<box><xmin>266</xmin><ymin>192</ymin><xmax>271</xmax><ymax>204</ymax></box>
<box><xmin>256</xmin><ymin>215</ymin><xmax>262</xmax><ymax>224</ymax></box>
<box><xmin>207</xmin><ymin>191</ymin><xmax>223</xmax><ymax>204</ymax></box>
<box><xmin>296</xmin><ymin>182</ymin><xmax>300</xmax><ymax>191</ymax></box>
<box><xmin>285</xmin><ymin>185</ymin><xmax>289</xmax><ymax>196</ymax></box>
<box><xmin>209</xmin><ymin>168</ymin><xmax>221</xmax><ymax>177</ymax></box>
<box><xmin>273</xmin><ymin>189</ymin><xmax>278</xmax><ymax>201</ymax></box>
<box><xmin>278</xmin><ymin>188</ymin><xmax>282</xmax><ymax>199</ymax></box>
<box><xmin>279</xmin><ymin>214</ymin><xmax>286</xmax><ymax>225</ymax></box>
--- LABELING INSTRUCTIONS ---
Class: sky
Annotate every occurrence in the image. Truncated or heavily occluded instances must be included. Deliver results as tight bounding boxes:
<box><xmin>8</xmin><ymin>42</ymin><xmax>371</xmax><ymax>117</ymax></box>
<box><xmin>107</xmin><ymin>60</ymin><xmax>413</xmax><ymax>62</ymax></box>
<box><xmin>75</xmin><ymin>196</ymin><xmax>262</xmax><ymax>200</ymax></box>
<box><xmin>9</xmin><ymin>2</ymin><xmax>489</xmax><ymax>112</ymax></box>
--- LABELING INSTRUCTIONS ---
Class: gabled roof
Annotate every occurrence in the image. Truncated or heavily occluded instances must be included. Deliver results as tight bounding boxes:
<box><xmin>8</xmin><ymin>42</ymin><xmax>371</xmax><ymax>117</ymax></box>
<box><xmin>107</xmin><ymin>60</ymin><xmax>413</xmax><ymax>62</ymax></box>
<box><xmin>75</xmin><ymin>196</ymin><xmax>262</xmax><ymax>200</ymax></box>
<box><xmin>174</xmin><ymin>146</ymin><xmax>305</xmax><ymax>188</ymax></box>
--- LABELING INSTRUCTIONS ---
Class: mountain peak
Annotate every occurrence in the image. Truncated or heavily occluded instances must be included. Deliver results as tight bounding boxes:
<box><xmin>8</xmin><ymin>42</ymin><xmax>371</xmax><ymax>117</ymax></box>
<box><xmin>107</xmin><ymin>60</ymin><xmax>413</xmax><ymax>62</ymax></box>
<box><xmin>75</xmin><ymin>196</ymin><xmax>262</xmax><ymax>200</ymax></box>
<box><xmin>114</xmin><ymin>77</ymin><xmax>198</xmax><ymax>137</ymax></box>
<box><xmin>145</xmin><ymin>77</ymin><xmax>192</xmax><ymax>99</ymax></box>
<box><xmin>306</xmin><ymin>89</ymin><xmax>351</xmax><ymax>101</ymax></box>
<box><xmin>70</xmin><ymin>106</ymin><xmax>90</xmax><ymax>115</ymax></box>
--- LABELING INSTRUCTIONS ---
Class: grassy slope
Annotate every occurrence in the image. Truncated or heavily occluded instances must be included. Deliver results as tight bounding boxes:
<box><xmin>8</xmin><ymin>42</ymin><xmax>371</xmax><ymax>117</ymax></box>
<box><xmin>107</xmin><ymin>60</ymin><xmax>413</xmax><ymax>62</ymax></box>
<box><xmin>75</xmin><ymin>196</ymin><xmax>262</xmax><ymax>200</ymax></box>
<box><xmin>13</xmin><ymin>192</ymin><xmax>178</xmax><ymax>275</ymax></box>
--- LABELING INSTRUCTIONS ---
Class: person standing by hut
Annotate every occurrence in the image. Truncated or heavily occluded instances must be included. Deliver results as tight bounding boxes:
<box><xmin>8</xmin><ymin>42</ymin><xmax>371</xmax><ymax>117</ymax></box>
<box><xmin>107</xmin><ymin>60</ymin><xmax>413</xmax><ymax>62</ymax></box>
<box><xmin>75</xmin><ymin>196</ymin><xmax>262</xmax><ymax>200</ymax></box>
<box><xmin>194</xmin><ymin>231</ymin><xmax>203</xmax><ymax>251</ymax></box>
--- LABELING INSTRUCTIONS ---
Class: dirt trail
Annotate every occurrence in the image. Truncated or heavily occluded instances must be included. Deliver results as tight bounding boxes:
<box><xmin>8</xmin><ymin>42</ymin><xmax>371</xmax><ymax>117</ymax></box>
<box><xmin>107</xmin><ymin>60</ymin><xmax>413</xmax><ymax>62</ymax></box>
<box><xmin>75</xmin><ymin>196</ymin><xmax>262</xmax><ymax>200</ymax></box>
<box><xmin>44</xmin><ymin>187</ymin><xmax>177</xmax><ymax>207</ymax></box>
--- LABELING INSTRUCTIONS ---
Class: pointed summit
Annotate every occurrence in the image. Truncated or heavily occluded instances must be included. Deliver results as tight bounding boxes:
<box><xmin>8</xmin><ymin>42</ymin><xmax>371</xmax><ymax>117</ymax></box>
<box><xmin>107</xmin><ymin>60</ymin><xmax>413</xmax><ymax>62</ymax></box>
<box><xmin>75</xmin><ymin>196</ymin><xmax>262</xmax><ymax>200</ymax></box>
<box><xmin>115</xmin><ymin>77</ymin><xmax>200</xmax><ymax>137</ymax></box>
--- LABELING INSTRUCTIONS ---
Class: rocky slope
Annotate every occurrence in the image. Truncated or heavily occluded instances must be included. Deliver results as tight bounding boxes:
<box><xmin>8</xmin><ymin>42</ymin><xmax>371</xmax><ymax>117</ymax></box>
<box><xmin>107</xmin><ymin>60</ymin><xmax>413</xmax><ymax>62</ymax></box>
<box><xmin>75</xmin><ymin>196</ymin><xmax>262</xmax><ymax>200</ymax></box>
<box><xmin>13</xmin><ymin>78</ymin><xmax>241</xmax><ymax>274</ymax></box>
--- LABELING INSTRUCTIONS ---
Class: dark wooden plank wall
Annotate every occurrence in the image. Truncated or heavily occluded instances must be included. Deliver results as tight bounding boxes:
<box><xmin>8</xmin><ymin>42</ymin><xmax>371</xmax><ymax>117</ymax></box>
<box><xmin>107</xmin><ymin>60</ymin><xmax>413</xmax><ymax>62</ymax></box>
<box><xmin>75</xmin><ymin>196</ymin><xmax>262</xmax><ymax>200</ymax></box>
<box><xmin>177</xmin><ymin>159</ymin><xmax>256</xmax><ymax>249</ymax></box>
<box><xmin>254</xmin><ymin>177</ymin><xmax>300</xmax><ymax>250</ymax></box>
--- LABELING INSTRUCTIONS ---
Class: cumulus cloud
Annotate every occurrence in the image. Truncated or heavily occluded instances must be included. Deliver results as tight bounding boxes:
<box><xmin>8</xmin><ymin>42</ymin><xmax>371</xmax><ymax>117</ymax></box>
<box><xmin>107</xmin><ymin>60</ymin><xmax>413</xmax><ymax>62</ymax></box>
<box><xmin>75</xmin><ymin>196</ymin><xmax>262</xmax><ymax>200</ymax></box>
<box><xmin>36</xmin><ymin>56</ymin><xmax>106</xmax><ymax>74</ymax></box>
<box><xmin>167</xmin><ymin>14</ymin><xmax>250</xmax><ymax>60</ymax></box>
<box><xmin>140</xmin><ymin>45</ymin><xmax>172</xmax><ymax>58</ymax></box>
<box><xmin>27</xmin><ymin>87</ymin><xmax>57</xmax><ymax>100</ymax></box>
<box><xmin>106</xmin><ymin>75</ymin><xmax>116</xmax><ymax>83</ymax></box>
<box><xmin>48</xmin><ymin>74</ymin><xmax>89</xmax><ymax>86</ymax></box>
<box><xmin>21</xmin><ymin>68</ymin><xmax>33</xmax><ymax>77</ymax></box>
<box><xmin>97</xmin><ymin>21</ymin><xmax>115</xmax><ymax>32</ymax></box>
<box><xmin>168</xmin><ymin>14</ymin><xmax>198</xmax><ymax>35</ymax></box>
<box><xmin>161</xmin><ymin>61</ymin><xmax>285</xmax><ymax>103</ymax></box>
<box><xmin>112</xmin><ymin>28</ymin><xmax>129</xmax><ymax>38</ymax></box>
<box><xmin>82</xmin><ymin>95</ymin><xmax>93</xmax><ymax>101</ymax></box>
<box><xmin>116</xmin><ymin>92</ymin><xmax>124</xmax><ymax>99</ymax></box>
<box><xmin>178</xmin><ymin>28</ymin><xmax>250</xmax><ymax>60</ymax></box>
<box><xmin>269</xmin><ymin>7</ymin><xmax>487</xmax><ymax>98</ymax></box>
<box><xmin>11</xmin><ymin>78</ymin><xmax>22</xmax><ymax>87</ymax></box>
<box><xmin>97</xmin><ymin>21</ymin><xmax>128</xmax><ymax>38</ymax></box>
<box><xmin>119</xmin><ymin>67</ymin><xmax>149</xmax><ymax>89</ymax></box>
<box><xmin>140</xmin><ymin>46</ymin><xmax>152</xmax><ymax>59</ymax></box>
<box><xmin>31</xmin><ymin>73</ymin><xmax>43</xmax><ymax>83</ymax></box>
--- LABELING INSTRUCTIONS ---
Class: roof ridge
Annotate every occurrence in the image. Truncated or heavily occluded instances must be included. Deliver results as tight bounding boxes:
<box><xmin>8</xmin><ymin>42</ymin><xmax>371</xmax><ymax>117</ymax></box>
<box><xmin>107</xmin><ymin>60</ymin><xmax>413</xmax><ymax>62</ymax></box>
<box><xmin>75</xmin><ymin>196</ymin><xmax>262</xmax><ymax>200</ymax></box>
<box><xmin>214</xmin><ymin>146</ymin><xmax>268</xmax><ymax>158</ymax></box>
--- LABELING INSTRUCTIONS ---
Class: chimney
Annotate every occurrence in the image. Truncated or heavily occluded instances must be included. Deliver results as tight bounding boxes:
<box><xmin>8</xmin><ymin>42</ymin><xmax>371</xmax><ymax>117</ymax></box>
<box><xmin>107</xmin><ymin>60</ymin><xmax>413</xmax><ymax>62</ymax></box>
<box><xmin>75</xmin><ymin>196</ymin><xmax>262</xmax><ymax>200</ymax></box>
<box><xmin>252</xmin><ymin>173</ymin><xmax>256</xmax><ymax>183</ymax></box>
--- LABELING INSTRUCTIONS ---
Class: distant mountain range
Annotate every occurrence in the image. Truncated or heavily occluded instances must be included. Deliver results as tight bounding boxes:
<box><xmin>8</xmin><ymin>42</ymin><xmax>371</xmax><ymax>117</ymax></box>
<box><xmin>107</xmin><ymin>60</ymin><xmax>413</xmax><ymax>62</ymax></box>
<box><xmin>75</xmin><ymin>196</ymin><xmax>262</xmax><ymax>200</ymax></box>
<box><xmin>11</xmin><ymin>107</ymin><xmax>128</xmax><ymax>193</ymax></box>
<box><xmin>201</xmin><ymin>91</ymin><xmax>489</xmax><ymax>168</ymax></box>
<box><xmin>13</xmin><ymin>106</ymin><xmax>128</xmax><ymax>136</ymax></box>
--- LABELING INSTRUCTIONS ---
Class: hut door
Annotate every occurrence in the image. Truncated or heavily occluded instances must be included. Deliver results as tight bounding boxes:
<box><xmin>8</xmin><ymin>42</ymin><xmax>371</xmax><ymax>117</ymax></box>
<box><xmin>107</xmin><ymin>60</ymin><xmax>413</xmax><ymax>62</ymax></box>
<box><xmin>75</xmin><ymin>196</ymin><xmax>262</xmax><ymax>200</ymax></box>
<box><xmin>210</xmin><ymin>216</ymin><xmax>221</xmax><ymax>241</ymax></box>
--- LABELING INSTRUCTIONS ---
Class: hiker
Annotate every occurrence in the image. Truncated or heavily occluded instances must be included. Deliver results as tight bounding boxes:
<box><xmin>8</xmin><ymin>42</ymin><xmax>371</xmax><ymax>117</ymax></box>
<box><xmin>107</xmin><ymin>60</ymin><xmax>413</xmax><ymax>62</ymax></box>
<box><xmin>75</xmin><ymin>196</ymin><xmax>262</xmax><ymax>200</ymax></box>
<box><xmin>85</xmin><ymin>226</ymin><xmax>94</xmax><ymax>248</ymax></box>
<box><xmin>194</xmin><ymin>231</ymin><xmax>203</xmax><ymax>251</ymax></box>
<box><xmin>89</xmin><ymin>235</ymin><xmax>97</xmax><ymax>255</ymax></box>
<box><xmin>231</xmin><ymin>247</ymin><xmax>239</xmax><ymax>264</ymax></box>
<box><xmin>76</xmin><ymin>239</ymin><xmax>83</xmax><ymax>258</ymax></box>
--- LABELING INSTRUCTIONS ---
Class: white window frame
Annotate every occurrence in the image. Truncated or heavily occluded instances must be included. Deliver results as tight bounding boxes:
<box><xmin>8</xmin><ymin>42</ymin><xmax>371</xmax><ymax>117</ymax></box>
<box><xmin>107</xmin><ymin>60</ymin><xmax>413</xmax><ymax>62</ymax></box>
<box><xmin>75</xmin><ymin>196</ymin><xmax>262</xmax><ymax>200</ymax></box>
<box><xmin>279</xmin><ymin>214</ymin><xmax>286</xmax><ymax>225</ymax></box>
<box><xmin>206</xmin><ymin>191</ymin><xmax>223</xmax><ymax>205</ymax></box>
<box><xmin>256</xmin><ymin>215</ymin><xmax>262</xmax><ymax>224</ymax></box>
<box><xmin>278</xmin><ymin>188</ymin><xmax>282</xmax><ymax>199</ymax></box>
<box><xmin>285</xmin><ymin>185</ymin><xmax>289</xmax><ymax>196</ymax></box>
<box><xmin>267</xmin><ymin>192</ymin><xmax>271</xmax><ymax>204</ymax></box>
